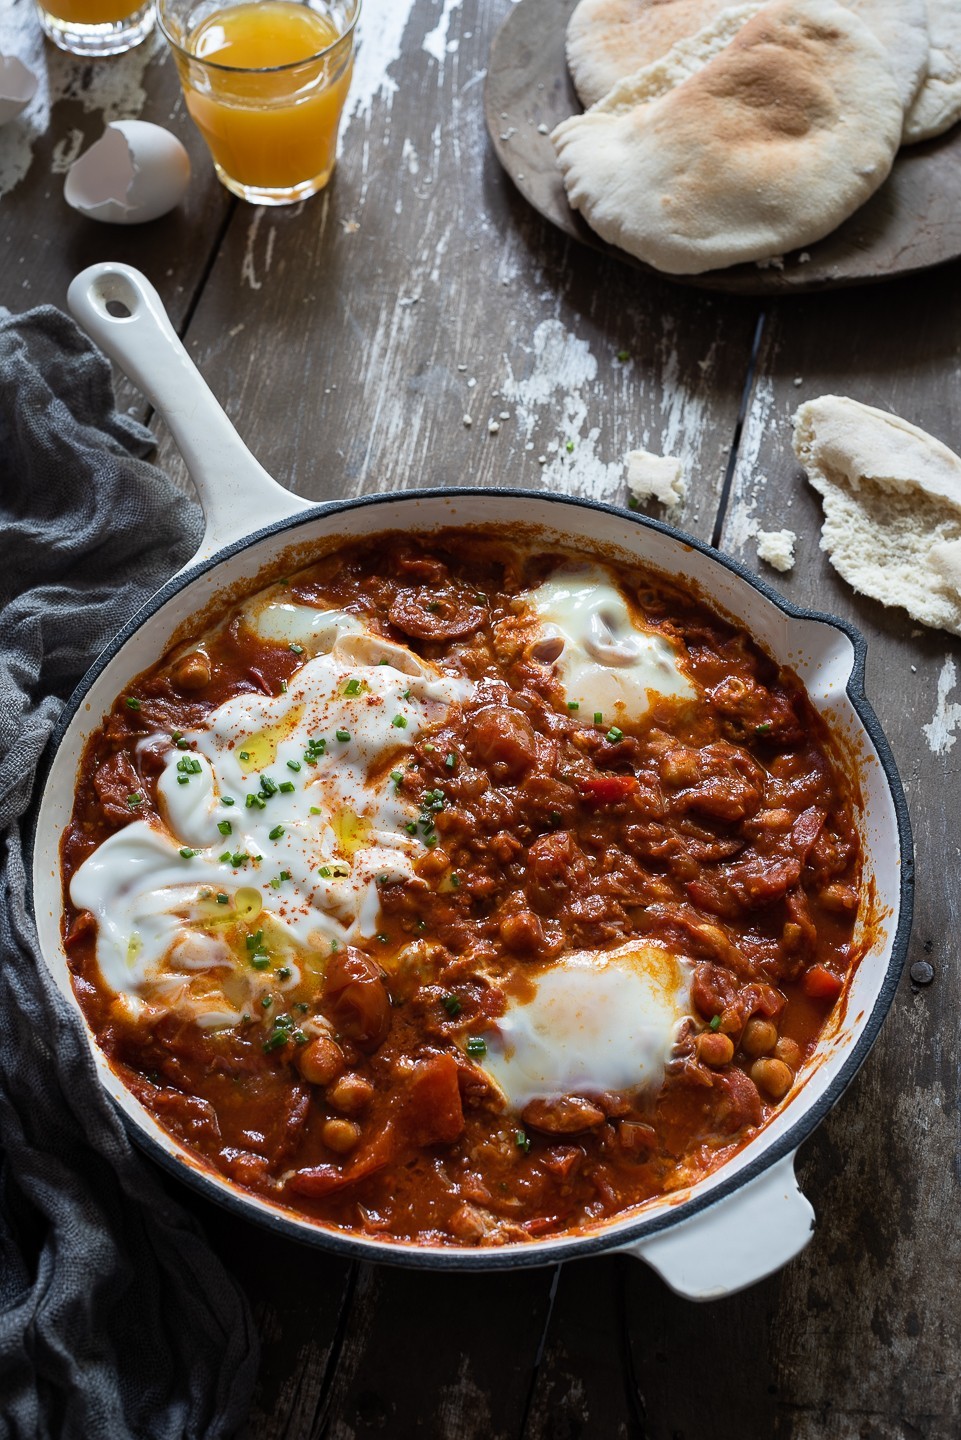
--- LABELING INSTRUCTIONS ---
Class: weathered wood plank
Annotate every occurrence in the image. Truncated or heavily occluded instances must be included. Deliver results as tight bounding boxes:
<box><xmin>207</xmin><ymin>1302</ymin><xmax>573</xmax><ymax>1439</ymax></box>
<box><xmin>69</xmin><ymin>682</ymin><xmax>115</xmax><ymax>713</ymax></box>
<box><xmin>712</xmin><ymin>271</ymin><xmax>961</xmax><ymax>1440</ymax></box>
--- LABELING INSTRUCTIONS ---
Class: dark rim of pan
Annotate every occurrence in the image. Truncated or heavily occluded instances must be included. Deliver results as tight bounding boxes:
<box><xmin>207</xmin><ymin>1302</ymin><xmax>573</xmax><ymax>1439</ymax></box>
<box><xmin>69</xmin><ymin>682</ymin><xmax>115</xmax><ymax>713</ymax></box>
<box><xmin>30</xmin><ymin>488</ymin><xmax>914</xmax><ymax>1269</ymax></box>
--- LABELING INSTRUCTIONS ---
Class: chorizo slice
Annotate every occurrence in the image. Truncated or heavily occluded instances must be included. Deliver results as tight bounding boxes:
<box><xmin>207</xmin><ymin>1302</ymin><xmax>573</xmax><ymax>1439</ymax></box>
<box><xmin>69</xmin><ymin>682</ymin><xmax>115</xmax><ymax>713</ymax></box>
<box><xmin>389</xmin><ymin>587</ymin><xmax>485</xmax><ymax>641</ymax></box>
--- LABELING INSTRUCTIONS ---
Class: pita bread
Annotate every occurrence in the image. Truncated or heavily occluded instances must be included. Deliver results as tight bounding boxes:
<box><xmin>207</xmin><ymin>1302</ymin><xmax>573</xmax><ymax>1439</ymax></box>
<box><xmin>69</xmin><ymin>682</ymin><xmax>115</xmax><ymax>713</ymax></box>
<box><xmin>567</xmin><ymin>0</ymin><xmax>737</xmax><ymax>107</ymax></box>
<box><xmin>552</xmin><ymin>0</ymin><xmax>904</xmax><ymax>275</ymax></box>
<box><xmin>903</xmin><ymin>1</ymin><xmax>961</xmax><ymax>144</ymax></box>
<box><xmin>842</xmin><ymin>0</ymin><xmax>928</xmax><ymax>111</ymax></box>
<box><xmin>793</xmin><ymin>395</ymin><xmax>961</xmax><ymax>636</ymax></box>
<box><xmin>566</xmin><ymin>0</ymin><xmax>927</xmax><ymax>111</ymax></box>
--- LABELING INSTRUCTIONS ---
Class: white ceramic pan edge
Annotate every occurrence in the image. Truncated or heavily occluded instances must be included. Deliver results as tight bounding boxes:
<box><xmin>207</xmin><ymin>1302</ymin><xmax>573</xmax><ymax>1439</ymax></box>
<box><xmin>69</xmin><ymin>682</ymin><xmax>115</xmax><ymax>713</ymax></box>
<box><xmin>28</xmin><ymin>263</ymin><xmax>912</xmax><ymax>1299</ymax></box>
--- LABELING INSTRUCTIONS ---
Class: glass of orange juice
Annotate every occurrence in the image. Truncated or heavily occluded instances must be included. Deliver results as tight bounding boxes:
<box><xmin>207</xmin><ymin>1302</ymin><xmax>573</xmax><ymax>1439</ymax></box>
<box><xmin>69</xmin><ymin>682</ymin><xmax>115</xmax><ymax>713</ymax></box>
<box><xmin>35</xmin><ymin>0</ymin><xmax>155</xmax><ymax>55</ymax></box>
<box><xmin>158</xmin><ymin>0</ymin><xmax>359</xmax><ymax>205</ymax></box>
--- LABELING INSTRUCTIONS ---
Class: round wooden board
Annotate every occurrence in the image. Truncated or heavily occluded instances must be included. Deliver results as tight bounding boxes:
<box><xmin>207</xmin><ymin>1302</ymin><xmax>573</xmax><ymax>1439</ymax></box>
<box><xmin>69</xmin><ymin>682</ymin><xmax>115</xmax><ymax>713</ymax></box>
<box><xmin>484</xmin><ymin>0</ymin><xmax>961</xmax><ymax>296</ymax></box>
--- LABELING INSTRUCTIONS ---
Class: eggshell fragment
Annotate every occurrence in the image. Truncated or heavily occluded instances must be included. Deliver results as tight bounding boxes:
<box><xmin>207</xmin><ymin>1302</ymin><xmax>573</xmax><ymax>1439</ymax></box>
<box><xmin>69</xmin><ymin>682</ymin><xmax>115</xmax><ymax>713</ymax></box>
<box><xmin>64</xmin><ymin>120</ymin><xmax>190</xmax><ymax>225</ymax></box>
<box><xmin>0</xmin><ymin>55</ymin><xmax>38</xmax><ymax>127</ymax></box>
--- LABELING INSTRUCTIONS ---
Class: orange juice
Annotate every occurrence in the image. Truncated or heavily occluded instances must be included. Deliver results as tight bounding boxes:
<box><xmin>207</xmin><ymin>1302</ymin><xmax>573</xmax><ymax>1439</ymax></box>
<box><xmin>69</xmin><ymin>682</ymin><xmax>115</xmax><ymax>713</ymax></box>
<box><xmin>179</xmin><ymin>1</ymin><xmax>354</xmax><ymax>198</ymax></box>
<box><xmin>43</xmin><ymin>0</ymin><xmax>142</xmax><ymax>20</ymax></box>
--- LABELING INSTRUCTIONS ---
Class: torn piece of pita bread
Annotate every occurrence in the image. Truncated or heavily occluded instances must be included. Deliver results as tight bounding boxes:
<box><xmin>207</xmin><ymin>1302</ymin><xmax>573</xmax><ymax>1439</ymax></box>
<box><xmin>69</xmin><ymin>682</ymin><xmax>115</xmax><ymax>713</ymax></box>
<box><xmin>756</xmin><ymin>529</ymin><xmax>797</xmax><ymax>572</ymax></box>
<box><xmin>626</xmin><ymin>449</ymin><xmax>687</xmax><ymax>508</ymax></box>
<box><xmin>793</xmin><ymin>395</ymin><xmax>961</xmax><ymax>636</ymax></box>
<box><xmin>903</xmin><ymin>1</ymin><xmax>961</xmax><ymax>144</ymax></box>
<box><xmin>552</xmin><ymin>0</ymin><xmax>903</xmax><ymax>276</ymax></box>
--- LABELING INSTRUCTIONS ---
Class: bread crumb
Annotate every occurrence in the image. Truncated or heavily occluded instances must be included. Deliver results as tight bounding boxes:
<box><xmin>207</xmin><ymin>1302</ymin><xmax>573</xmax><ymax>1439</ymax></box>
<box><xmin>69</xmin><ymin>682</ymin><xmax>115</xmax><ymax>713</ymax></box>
<box><xmin>463</xmin><ymin>415</ymin><xmax>472</xmax><ymax>428</ymax></box>
<box><xmin>756</xmin><ymin>529</ymin><xmax>797</xmax><ymax>572</ymax></box>
<box><xmin>488</xmin><ymin>420</ymin><xmax>500</xmax><ymax>435</ymax></box>
<box><xmin>625</xmin><ymin>449</ymin><xmax>687</xmax><ymax>510</ymax></box>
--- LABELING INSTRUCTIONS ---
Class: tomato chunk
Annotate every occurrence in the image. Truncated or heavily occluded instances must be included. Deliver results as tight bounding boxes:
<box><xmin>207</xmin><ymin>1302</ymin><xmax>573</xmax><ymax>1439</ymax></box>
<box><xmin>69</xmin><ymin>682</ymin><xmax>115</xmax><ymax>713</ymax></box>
<box><xmin>404</xmin><ymin>1053</ymin><xmax>465</xmax><ymax>1147</ymax></box>
<box><xmin>802</xmin><ymin>965</ymin><xmax>844</xmax><ymax>1002</ymax></box>
<box><xmin>578</xmin><ymin>775</ymin><xmax>638</xmax><ymax>805</ymax></box>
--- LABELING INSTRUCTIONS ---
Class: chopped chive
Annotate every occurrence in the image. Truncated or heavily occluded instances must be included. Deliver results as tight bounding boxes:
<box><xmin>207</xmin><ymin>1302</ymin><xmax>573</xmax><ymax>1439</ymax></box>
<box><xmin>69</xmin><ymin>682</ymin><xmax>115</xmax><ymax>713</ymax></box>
<box><xmin>318</xmin><ymin>865</ymin><xmax>332</xmax><ymax>878</ymax></box>
<box><xmin>277</xmin><ymin>965</ymin><xmax>292</xmax><ymax>980</ymax></box>
<box><xmin>426</xmin><ymin>602</ymin><xmax>440</xmax><ymax>614</ymax></box>
<box><xmin>593</xmin><ymin>711</ymin><xmax>603</xmax><ymax>724</ymax></box>
<box><xmin>390</xmin><ymin>770</ymin><xmax>404</xmax><ymax>783</ymax></box>
<box><xmin>450</xmin><ymin>873</ymin><xmax>461</xmax><ymax>888</ymax></box>
<box><xmin>171</xmin><ymin>730</ymin><xmax>182</xmax><ymax>742</ymax></box>
<box><xmin>177</xmin><ymin>775</ymin><xmax>189</xmax><ymax>785</ymax></box>
<box><xmin>466</xmin><ymin>1036</ymin><xmax>487</xmax><ymax>1058</ymax></box>
<box><xmin>335</xmin><ymin>729</ymin><xmax>351</xmax><ymax>742</ymax></box>
<box><xmin>260</xmin><ymin>776</ymin><xmax>277</xmax><ymax>797</ymax></box>
<box><xmin>221</xmin><ymin>796</ymin><xmax>235</xmax><ymax>806</ymax></box>
<box><xmin>219</xmin><ymin>851</ymin><xmax>232</xmax><ymax>863</ymax></box>
<box><xmin>216</xmin><ymin>892</ymin><xmax>229</xmax><ymax>905</ymax></box>
<box><xmin>279</xmin><ymin>781</ymin><xmax>295</xmax><ymax>793</ymax></box>
<box><xmin>617</xmin><ymin>349</ymin><xmax>630</xmax><ymax>362</ymax></box>
<box><xmin>280</xmin><ymin>870</ymin><xmax>291</xmax><ymax>881</ymax></box>
<box><xmin>125</xmin><ymin>697</ymin><xmax>141</xmax><ymax>710</ymax></box>
<box><xmin>709</xmin><ymin>1015</ymin><xmax>722</xmax><ymax>1032</ymax></box>
<box><xmin>268</xmin><ymin>825</ymin><xmax>285</xmax><ymax>841</ymax></box>
<box><xmin>567</xmin><ymin>700</ymin><xmax>579</xmax><ymax>711</ymax></box>
<box><xmin>378</xmin><ymin>658</ymin><xmax>389</xmax><ymax>666</ymax></box>
<box><xmin>445</xmin><ymin>753</ymin><xmax>456</xmax><ymax>769</ymax></box>
<box><xmin>310</xmin><ymin>806</ymin><xmax>322</xmax><ymax>816</ymax></box>
<box><xmin>261</xmin><ymin>995</ymin><xmax>272</xmax><ymax>1009</ymax></box>
<box><xmin>179</xmin><ymin>847</ymin><xmax>197</xmax><ymax>859</ymax></box>
<box><xmin>269</xmin><ymin>876</ymin><xmax>280</xmax><ymax>889</ymax></box>
<box><xmin>250</xmin><ymin>954</ymin><xmax>270</xmax><ymax>970</ymax></box>
<box><xmin>377</xmin><ymin>873</ymin><xmax>388</xmax><ymax>885</ymax></box>
<box><xmin>126</xmin><ymin>793</ymin><xmax>142</xmax><ymax>807</ymax></box>
<box><xmin>230</xmin><ymin>852</ymin><xmax>248</xmax><ymax>867</ymax></box>
<box><xmin>288</xmin><ymin>643</ymin><xmax>304</xmax><ymax>655</ymax></box>
<box><xmin>176</xmin><ymin>737</ymin><xmax>189</xmax><ymax>750</ymax></box>
<box><xmin>280</xmin><ymin>680</ymin><xmax>288</xmax><ymax>694</ymax></box>
<box><xmin>402</xmin><ymin>688</ymin><xmax>412</xmax><ymax>701</ymax></box>
<box><xmin>245</xmin><ymin>931</ymin><xmax>263</xmax><ymax>951</ymax></box>
<box><xmin>217</xmin><ymin>820</ymin><xmax>232</xmax><ymax>836</ymax></box>
<box><xmin>239</xmin><ymin>751</ymin><xmax>250</xmax><ymax>761</ymax></box>
<box><xmin>287</xmin><ymin>759</ymin><xmax>301</xmax><ymax>772</ymax></box>
<box><xmin>392</xmin><ymin>715</ymin><xmax>407</xmax><ymax>729</ymax></box>
<box><xmin>442</xmin><ymin>994</ymin><xmax>462</xmax><ymax>1017</ymax></box>
<box><xmin>404</xmin><ymin>822</ymin><xmax>417</xmax><ymax>835</ymax></box>
<box><xmin>344</xmin><ymin>678</ymin><xmax>361</xmax><ymax>696</ymax></box>
<box><xmin>246</xmin><ymin>794</ymin><xmax>266</xmax><ymax>810</ymax></box>
<box><xmin>515</xmin><ymin>1130</ymin><xmax>531</xmax><ymax>1153</ymax></box>
<box><xmin>755</xmin><ymin>722</ymin><xmax>772</xmax><ymax>735</ymax></box>
<box><xmin>424</xmin><ymin>834</ymin><xmax>438</xmax><ymax>848</ymax></box>
<box><xmin>565</xmin><ymin>440</ymin><xmax>575</xmax><ymax>454</ymax></box>
<box><xmin>423</xmin><ymin>743</ymin><xmax>435</xmax><ymax>753</ymax></box>
<box><xmin>606</xmin><ymin>726</ymin><xmax>623</xmax><ymax>743</ymax></box>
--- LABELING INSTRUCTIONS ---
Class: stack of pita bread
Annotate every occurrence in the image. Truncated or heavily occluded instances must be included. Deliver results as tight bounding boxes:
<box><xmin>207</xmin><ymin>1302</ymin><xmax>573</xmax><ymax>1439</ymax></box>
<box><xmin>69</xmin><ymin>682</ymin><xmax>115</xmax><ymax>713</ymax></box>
<box><xmin>551</xmin><ymin>0</ymin><xmax>961</xmax><ymax>275</ymax></box>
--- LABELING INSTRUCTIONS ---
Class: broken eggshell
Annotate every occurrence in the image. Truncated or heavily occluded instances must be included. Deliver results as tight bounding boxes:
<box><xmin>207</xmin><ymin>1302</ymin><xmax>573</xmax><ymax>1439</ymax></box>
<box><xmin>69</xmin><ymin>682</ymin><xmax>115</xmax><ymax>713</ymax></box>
<box><xmin>65</xmin><ymin>120</ymin><xmax>190</xmax><ymax>225</ymax></box>
<box><xmin>0</xmin><ymin>55</ymin><xmax>38</xmax><ymax>126</ymax></box>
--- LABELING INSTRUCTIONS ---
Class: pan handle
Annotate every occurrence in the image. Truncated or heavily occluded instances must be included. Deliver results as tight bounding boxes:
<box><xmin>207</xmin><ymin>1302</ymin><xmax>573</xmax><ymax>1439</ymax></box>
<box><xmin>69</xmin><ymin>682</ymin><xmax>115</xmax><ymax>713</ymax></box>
<box><xmin>617</xmin><ymin>1153</ymin><xmax>814</xmax><ymax>1300</ymax></box>
<box><xmin>67</xmin><ymin>262</ymin><xmax>312</xmax><ymax>566</ymax></box>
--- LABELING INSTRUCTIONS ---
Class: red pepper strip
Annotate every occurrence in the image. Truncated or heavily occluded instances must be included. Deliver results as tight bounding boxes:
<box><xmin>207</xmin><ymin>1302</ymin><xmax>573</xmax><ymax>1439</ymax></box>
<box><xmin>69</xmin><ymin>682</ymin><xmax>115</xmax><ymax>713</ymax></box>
<box><xmin>287</xmin><ymin>1124</ymin><xmax>397</xmax><ymax>1198</ymax></box>
<box><xmin>802</xmin><ymin>965</ymin><xmax>844</xmax><ymax>1002</ymax></box>
<box><xmin>577</xmin><ymin>775</ymin><xmax>638</xmax><ymax>804</ymax></box>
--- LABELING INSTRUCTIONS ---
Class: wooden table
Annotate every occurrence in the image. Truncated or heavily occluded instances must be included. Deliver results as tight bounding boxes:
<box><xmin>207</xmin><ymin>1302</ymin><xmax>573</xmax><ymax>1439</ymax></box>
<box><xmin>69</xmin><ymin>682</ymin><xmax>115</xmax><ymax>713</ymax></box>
<box><xmin>4</xmin><ymin>0</ymin><xmax>960</xmax><ymax>1433</ymax></box>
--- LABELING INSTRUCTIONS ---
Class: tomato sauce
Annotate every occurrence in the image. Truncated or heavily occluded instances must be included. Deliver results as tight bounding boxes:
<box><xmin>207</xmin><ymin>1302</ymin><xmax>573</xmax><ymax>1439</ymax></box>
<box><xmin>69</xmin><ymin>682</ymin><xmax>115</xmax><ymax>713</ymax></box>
<box><xmin>60</xmin><ymin>533</ymin><xmax>862</xmax><ymax>1246</ymax></box>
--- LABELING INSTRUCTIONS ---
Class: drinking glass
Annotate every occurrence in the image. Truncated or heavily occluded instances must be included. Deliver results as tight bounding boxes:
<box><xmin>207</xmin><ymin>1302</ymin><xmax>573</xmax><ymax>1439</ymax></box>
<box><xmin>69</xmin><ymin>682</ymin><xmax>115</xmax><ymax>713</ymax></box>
<box><xmin>35</xmin><ymin>0</ymin><xmax>155</xmax><ymax>57</ymax></box>
<box><xmin>158</xmin><ymin>0</ymin><xmax>359</xmax><ymax>205</ymax></box>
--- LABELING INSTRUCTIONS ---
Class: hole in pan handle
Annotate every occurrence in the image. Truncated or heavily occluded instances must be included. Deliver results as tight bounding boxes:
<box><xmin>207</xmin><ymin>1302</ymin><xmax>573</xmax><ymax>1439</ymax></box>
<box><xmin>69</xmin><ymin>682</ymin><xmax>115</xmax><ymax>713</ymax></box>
<box><xmin>67</xmin><ymin>263</ymin><xmax>312</xmax><ymax>568</ymax></box>
<box><xmin>617</xmin><ymin>1153</ymin><xmax>814</xmax><ymax>1300</ymax></box>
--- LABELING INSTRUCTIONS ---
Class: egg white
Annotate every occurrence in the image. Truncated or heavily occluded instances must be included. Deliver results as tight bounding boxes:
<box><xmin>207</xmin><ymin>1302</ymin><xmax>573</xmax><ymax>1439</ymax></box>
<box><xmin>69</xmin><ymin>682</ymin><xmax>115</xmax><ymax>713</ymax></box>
<box><xmin>70</xmin><ymin>605</ymin><xmax>472</xmax><ymax>1026</ymax></box>
<box><xmin>525</xmin><ymin>566</ymin><xmax>695</xmax><ymax>719</ymax></box>
<box><xmin>480</xmin><ymin>940</ymin><xmax>693</xmax><ymax>1109</ymax></box>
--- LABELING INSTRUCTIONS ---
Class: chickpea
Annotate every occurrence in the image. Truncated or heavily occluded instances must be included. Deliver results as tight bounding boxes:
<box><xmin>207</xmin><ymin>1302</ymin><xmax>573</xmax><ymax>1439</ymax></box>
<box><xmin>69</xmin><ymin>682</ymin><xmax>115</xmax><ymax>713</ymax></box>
<box><xmin>742</xmin><ymin>1018</ymin><xmax>778</xmax><ymax>1057</ymax></box>
<box><xmin>327</xmin><ymin>1072</ymin><xmax>375</xmax><ymax>1114</ymax></box>
<box><xmin>296</xmin><ymin>1034</ymin><xmax>344</xmax><ymax>1086</ymax></box>
<box><xmin>774</xmin><ymin>1037</ymin><xmax>802</xmax><ymax>1069</ymax></box>
<box><xmin>322</xmin><ymin>1118</ymin><xmax>361</xmax><ymax>1154</ymax></box>
<box><xmin>171</xmin><ymin>651</ymin><xmax>212</xmax><ymax>691</ymax></box>
<box><xmin>750</xmin><ymin>1058</ymin><xmax>794</xmax><ymax>1102</ymax></box>
<box><xmin>696</xmin><ymin>1031</ymin><xmax>735</xmax><ymax>1067</ymax></box>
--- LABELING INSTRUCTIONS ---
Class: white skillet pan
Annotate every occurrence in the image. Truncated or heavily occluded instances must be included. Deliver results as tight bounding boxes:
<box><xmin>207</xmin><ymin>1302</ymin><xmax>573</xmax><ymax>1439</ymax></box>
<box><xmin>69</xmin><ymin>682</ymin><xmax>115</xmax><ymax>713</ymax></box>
<box><xmin>29</xmin><ymin>263</ymin><xmax>913</xmax><ymax>1300</ymax></box>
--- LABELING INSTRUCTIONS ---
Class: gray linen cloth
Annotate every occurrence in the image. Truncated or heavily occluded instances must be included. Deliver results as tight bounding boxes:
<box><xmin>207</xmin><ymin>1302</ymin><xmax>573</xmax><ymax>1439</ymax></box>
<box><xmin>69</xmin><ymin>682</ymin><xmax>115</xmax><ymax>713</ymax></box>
<box><xmin>0</xmin><ymin>306</ymin><xmax>258</xmax><ymax>1438</ymax></box>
